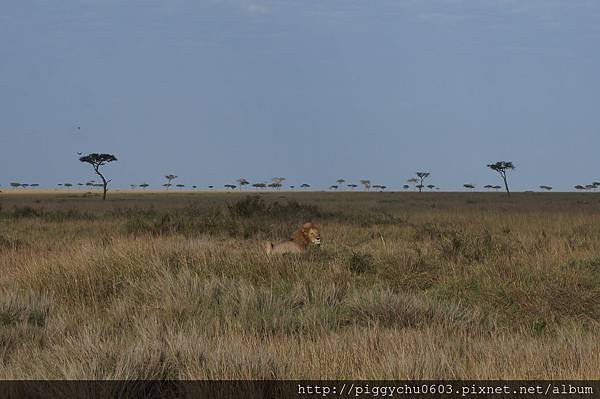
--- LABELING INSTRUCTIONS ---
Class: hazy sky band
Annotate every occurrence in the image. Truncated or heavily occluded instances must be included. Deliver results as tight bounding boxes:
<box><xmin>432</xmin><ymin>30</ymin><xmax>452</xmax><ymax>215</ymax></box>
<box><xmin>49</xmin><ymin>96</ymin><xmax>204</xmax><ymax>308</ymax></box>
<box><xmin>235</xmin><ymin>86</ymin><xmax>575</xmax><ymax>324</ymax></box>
<box><xmin>1</xmin><ymin>0</ymin><xmax>599</xmax><ymax>190</ymax></box>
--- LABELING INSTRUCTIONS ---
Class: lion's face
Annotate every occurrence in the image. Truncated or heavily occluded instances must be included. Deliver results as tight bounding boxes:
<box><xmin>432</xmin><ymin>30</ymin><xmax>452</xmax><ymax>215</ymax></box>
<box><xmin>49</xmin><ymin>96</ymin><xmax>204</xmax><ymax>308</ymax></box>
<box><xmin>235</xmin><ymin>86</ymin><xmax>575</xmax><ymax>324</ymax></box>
<box><xmin>302</xmin><ymin>223</ymin><xmax>321</xmax><ymax>246</ymax></box>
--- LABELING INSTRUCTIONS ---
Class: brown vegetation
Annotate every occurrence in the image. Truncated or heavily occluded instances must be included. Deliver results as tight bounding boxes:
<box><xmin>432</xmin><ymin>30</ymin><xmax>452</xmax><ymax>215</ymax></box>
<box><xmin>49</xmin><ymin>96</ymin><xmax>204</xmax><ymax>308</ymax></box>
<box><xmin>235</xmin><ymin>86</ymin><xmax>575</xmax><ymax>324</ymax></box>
<box><xmin>0</xmin><ymin>191</ymin><xmax>598</xmax><ymax>379</ymax></box>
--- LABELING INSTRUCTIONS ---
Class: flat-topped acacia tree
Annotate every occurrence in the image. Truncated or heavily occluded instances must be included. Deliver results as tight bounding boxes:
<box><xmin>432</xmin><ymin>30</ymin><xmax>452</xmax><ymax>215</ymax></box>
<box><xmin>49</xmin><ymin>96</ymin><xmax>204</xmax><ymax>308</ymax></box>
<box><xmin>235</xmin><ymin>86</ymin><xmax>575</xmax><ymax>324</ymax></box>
<box><xmin>236</xmin><ymin>178</ymin><xmax>250</xmax><ymax>189</ymax></box>
<box><xmin>487</xmin><ymin>161</ymin><xmax>515</xmax><ymax>197</ymax></box>
<box><xmin>360</xmin><ymin>179</ymin><xmax>371</xmax><ymax>191</ymax></box>
<box><xmin>164</xmin><ymin>174</ymin><xmax>177</xmax><ymax>190</ymax></box>
<box><xmin>271</xmin><ymin>177</ymin><xmax>286</xmax><ymax>190</ymax></box>
<box><xmin>415</xmin><ymin>172</ymin><xmax>430</xmax><ymax>193</ymax></box>
<box><xmin>79</xmin><ymin>153</ymin><xmax>117</xmax><ymax>200</ymax></box>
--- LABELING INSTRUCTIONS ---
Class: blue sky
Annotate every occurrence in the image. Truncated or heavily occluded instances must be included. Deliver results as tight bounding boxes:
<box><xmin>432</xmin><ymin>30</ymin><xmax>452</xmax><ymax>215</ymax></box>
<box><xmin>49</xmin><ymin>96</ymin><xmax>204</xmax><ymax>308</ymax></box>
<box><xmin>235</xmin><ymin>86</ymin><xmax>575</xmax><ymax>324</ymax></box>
<box><xmin>1</xmin><ymin>0</ymin><xmax>599</xmax><ymax>190</ymax></box>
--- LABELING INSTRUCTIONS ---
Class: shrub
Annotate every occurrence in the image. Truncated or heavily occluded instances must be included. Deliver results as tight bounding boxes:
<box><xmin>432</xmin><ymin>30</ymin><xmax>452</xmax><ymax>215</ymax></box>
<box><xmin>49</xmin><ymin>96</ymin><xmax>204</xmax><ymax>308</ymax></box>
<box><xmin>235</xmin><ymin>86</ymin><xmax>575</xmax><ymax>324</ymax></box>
<box><xmin>42</xmin><ymin>209</ymin><xmax>96</xmax><ymax>222</ymax></box>
<box><xmin>228</xmin><ymin>195</ymin><xmax>323</xmax><ymax>220</ymax></box>
<box><xmin>439</xmin><ymin>229</ymin><xmax>498</xmax><ymax>262</ymax></box>
<box><xmin>0</xmin><ymin>234</ymin><xmax>25</xmax><ymax>252</ymax></box>
<box><xmin>227</xmin><ymin>195</ymin><xmax>269</xmax><ymax>218</ymax></box>
<box><xmin>1</xmin><ymin>206</ymin><xmax>95</xmax><ymax>222</ymax></box>
<box><xmin>0</xmin><ymin>290</ymin><xmax>50</xmax><ymax>328</ymax></box>
<box><xmin>11</xmin><ymin>206</ymin><xmax>41</xmax><ymax>218</ymax></box>
<box><xmin>125</xmin><ymin>196</ymin><xmax>326</xmax><ymax>240</ymax></box>
<box><xmin>347</xmin><ymin>253</ymin><xmax>376</xmax><ymax>274</ymax></box>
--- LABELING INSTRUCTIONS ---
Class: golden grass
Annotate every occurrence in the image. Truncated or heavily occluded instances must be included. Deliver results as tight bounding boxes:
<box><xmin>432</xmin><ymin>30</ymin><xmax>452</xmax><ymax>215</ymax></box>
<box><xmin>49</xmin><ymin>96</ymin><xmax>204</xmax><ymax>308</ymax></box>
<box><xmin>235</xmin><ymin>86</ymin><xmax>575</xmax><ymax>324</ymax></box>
<box><xmin>0</xmin><ymin>191</ymin><xmax>598</xmax><ymax>379</ymax></box>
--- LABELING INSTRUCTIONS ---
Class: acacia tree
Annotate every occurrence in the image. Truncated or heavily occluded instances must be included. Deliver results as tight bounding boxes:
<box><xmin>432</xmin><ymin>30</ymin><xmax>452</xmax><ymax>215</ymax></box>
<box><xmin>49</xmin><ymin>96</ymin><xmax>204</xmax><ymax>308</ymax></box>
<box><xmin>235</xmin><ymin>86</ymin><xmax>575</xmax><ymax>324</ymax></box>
<box><xmin>415</xmin><ymin>172</ymin><xmax>430</xmax><ymax>193</ymax></box>
<box><xmin>487</xmin><ymin>161</ymin><xmax>515</xmax><ymax>197</ymax></box>
<box><xmin>407</xmin><ymin>177</ymin><xmax>418</xmax><ymax>191</ymax></box>
<box><xmin>360</xmin><ymin>179</ymin><xmax>371</xmax><ymax>191</ymax></box>
<box><xmin>79</xmin><ymin>153</ymin><xmax>117</xmax><ymax>200</ymax></box>
<box><xmin>237</xmin><ymin>178</ymin><xmax>250</xmax><ymax>189</ymax></box>
<box><xmin>164</xmin><ymin>174</ymin><xmax>177</xmax><ymax>190</ymax></box>
<box><xmin>336</xmin><ymin>178</ymin><xmax>345</xmax><ymax>187</ymax></box>
<box><xmin>271</xmin><ymin>177</ymin><xmax>285</xmax><ymax>190</ymax></box>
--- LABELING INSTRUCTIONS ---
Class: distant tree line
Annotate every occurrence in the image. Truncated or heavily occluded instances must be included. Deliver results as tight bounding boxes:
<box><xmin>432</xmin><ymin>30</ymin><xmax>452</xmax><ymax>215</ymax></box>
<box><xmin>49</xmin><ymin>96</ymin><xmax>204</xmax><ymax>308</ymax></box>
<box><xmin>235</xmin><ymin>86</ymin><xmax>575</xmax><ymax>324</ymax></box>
<box><xmin>5</xmin><ymin>157</ymin><xmax>598</xmax><ymax>199</ymax></box>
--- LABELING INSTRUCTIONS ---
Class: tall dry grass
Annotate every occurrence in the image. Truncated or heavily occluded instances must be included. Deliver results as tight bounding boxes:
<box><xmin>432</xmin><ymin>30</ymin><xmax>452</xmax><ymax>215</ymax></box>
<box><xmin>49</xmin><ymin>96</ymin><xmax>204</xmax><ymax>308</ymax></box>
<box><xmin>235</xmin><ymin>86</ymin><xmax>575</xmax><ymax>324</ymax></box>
<box><xmin>0</xmin><ymin>192</ymin><xmax>598</xmax><ymax>379</ymax></box>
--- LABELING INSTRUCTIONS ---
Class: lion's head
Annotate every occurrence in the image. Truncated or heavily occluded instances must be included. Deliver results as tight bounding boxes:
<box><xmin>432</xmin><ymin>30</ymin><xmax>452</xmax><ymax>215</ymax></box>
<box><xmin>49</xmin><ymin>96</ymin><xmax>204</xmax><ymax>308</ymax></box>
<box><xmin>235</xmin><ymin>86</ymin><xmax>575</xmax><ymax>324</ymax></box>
<box><xmin>292</xmin><ymin>222</ymin><xmax>321</xmax><ymax>247</ymax></box>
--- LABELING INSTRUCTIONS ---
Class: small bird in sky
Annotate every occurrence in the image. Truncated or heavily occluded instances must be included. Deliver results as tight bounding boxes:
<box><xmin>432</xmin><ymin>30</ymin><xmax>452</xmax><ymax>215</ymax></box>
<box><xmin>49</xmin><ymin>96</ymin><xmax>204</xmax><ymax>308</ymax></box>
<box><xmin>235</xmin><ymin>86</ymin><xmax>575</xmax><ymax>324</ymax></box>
<box><xmin>76</xmin><ymin>152</ymin><xmax>83</xmax><ymax>156</ymax></box>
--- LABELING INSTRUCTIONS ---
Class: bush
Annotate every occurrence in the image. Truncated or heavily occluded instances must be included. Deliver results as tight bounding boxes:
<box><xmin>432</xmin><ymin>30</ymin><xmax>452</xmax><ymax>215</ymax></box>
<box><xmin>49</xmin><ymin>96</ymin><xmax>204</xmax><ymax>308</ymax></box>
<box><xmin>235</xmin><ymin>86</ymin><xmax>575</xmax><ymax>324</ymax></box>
<box><xmin>228</xmin><ymin>195</ymin><xmax>323</xmax><ymax>220</ymax></box>
<box><xmin>227</xmin><ymin>195</ymin><xmax>269</xmax><ymax>218</ymax></box>
<box><xmin>1</xmin><ymin>206</ymin><xmax>95</xmax><ymax>222</ymax></box>
<box><xmin>42</xmin><ymin>209</ymin><xmax>96</xmax><ymax>222</ymax></box>
<box><xmin>438</xmin><ymin>229</ymin><xmax>505</xmax><ymax>262</ymax></box>
<box><xmin>0</xmin><ymin>234</ymin><xmax>25</xmax><ymax>252</ymax></box>
<box><xmin>0</xmin><ymin>290</ymin><xmax>50</xmax><ymax>328</ymax></box>
<box><xmin>126</xmin><ymin>196</ymin><xmax>326</xmax><ymax>240</ymax></box>
<box><xmin>347</xmin><ymin>253</ymin><xmax>376</xmax><ymax>274</ymax></box>
<box><xmin>10</xmin><ymin>206</ymin><xmax>41</xmax><ymax>218</ymax></box>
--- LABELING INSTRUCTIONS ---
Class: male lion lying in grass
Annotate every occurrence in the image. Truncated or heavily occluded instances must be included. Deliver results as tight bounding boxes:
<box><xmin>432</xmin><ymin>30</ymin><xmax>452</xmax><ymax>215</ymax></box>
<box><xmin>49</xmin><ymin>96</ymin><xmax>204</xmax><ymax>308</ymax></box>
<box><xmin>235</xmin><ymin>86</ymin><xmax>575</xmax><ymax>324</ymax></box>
<box><xmin>265</xmin><ymin>222</ymin><xmax>321</xmax><ymax>254</ymax></box>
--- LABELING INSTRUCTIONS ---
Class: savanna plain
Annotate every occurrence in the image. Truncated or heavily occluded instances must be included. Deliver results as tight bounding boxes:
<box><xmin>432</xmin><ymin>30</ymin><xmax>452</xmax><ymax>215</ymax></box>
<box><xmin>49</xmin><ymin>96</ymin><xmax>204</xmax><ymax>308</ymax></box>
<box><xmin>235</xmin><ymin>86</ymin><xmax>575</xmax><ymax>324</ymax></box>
<box><xmin>0</xmin><ymin>190</ymin><xmax>598</xmax><ymax>379</ymax></box>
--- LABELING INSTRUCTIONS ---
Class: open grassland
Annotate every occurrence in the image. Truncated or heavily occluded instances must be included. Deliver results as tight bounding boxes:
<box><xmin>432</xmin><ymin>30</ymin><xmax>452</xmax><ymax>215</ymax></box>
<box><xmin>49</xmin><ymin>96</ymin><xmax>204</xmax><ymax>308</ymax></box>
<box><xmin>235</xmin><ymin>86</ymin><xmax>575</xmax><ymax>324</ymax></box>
<box><xmin>0</xmin><ymin>191</ymin><xmax>599</xmax><ymax>379</ymax></box>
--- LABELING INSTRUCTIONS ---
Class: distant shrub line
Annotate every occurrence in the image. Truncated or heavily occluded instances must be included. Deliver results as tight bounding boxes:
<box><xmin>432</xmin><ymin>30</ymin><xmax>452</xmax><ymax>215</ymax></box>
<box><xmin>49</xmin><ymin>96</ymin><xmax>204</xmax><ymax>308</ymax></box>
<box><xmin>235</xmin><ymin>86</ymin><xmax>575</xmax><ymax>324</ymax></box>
<box><xmin>0</xmin><ymin>206</ymin><xmax>96</xmax><ymax>222</ymax></box>
<box><xmin>125</xmin><ymin>195</ymin><xmax>327</xmax><ymax>239</ymax></box>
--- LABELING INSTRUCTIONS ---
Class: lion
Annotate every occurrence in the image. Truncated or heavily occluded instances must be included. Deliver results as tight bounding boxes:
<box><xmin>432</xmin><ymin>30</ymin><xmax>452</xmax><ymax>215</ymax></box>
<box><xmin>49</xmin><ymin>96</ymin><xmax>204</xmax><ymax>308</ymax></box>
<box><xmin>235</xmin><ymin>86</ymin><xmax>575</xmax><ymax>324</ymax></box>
<box><xmin>265</xmin><ymin>222</ymin><xmax>321</xmax><ymax>255</ymax></box>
